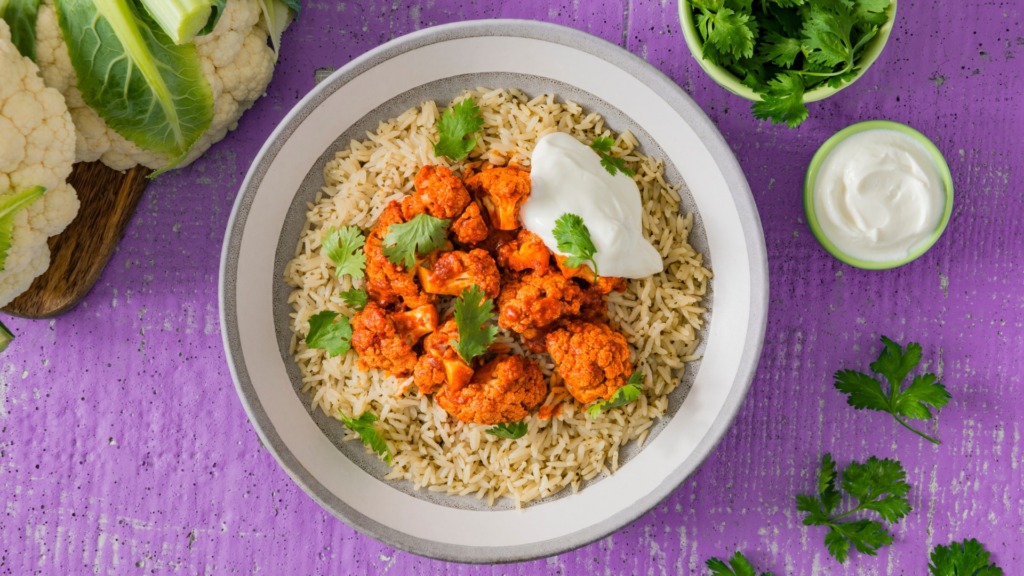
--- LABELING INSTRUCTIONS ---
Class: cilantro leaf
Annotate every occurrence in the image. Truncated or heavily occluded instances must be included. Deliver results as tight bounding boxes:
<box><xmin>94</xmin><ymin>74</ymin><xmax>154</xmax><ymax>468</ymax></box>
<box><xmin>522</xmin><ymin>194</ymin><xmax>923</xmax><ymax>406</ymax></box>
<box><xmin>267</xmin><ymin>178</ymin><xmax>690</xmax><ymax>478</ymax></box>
<box><xmin>433</xmin><ymin>97</ymin><xmax>484</xmax><ymax>160</ymax></box>
<box><xmin>697</xmin><ymin>6</ymin><xmax>757</xmax><ymax>60</ymax></box>
<box><xmin>929</xmin><ymin>538</ymin><xmax>1003</xmax><ymax>576</ymax></box>
<box><xmin>817</xmin><ymin>452</ymin><xmax>842</xmax><ymax>515</ymax></box>
<box><xmin>751</xmin><ymin>73</ymin><xmax>808</xmax><ymax>128</ymax></box>
<box><xmin>802</xmin><ymin>3</ymin><xmax>856</xmax><ymax>69</ymax></box>
<box><xmin>833</xmin><ymin>336</ymin><xmax>951</xmax><ymax>444</ymax></box>
<box><xmin>841</xmin><ymin>457</ymin><xmax>911</xmax><ymax>523</ymax></box>
<box><xmin>797</xmin><ymin>454</ymin><xmax>910</xmax><ymax>563</ymax></box>
<box><xmin>322</xmin><ymin>226</ymin><xmax>366</xmax><ymax>280</ymax></box>
<box><xmin>552</xmin><ymin>213</ymin><xmax>599</xmax><ymax>275</ymax></box>
<box><xmin>451</xmin><ymin>285</ymin><xmax>498</xmax><ymax>364</ymax></box>
<box><xmin>306</xmin><ymin>311</ymin><xmax>352</xmax><ymax>357</ymax></box>
<box><xmin>338</xmin><ymin>288</ymin><xmax>368</xmax><ymax>311</ymax></box>
<box><xmin>852</xmin><ymin>0</ymin><xmax>890</xmax><ymax>30</ymax></box>
<box><xmin>758</xmin><ymin>31</ymin><xmax>802</xmax><ymax>68</ymax></box>
<box><xmin>590</xmin><ymin>136</ymin><xmax>635</xmax><ymax>177</ymax></box>
<box><xmin>340</xmin><ymin>411</ymin><xmax>392</xmax><ymax>465</ymax></box>
<box><xmin>706</xmin><ymin>550</ymin><xmax>774</xmax><ymax>576</ymax></box>
<box><xmin>587</xmin><ymin>370</ymin><xmax>644</xmax><ymax>418</ymax></box>
<box><xmin>485</xmin><ymin>421</ymin><xmax>528</xmax><ymax>439</ymax></box>
<box><xmin>382</xmin><ymin>213</ymin><xmax>450</xmax><ymax>269</ymax></box>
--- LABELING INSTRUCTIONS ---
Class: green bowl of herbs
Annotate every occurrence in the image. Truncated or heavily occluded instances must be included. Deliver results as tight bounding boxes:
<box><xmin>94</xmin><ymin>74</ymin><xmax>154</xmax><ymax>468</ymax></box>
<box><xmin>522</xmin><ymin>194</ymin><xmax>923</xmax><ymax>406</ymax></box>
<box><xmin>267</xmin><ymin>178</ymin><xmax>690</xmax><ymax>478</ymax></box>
<box><xmin>679</xmin><ymin>0</ymin><xmax>897</xmax><ymax>127</ymax></box>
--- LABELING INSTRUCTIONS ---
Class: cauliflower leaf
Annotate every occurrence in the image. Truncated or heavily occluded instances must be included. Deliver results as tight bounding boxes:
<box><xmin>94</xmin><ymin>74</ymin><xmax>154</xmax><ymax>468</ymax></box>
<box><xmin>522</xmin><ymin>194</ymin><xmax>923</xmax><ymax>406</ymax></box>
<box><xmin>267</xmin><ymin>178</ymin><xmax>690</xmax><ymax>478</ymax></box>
<box><xmin>257</xmin><ymin>0</ymin><xmax>297</xmax><ymax>59</ymax></box>
<box><xmin>55</xmin><ymin>0</ymin><xmax>214</xmax><ymax>172</ymax></box>
<box><xmin>0</xmin><ymin>185</ymin><xmax>45</xmax><ymax>271</ymax></box>
<box><xmin>0</xmin><ymin>0</ymin><xmax>40</xmax><ymax>59</ymax></box>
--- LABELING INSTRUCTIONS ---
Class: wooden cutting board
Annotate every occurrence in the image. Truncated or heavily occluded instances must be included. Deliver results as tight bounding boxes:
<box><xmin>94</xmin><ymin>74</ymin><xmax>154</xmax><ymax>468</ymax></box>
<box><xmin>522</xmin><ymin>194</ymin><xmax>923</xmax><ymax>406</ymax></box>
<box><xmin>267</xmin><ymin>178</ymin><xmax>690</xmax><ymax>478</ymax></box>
<box><xmin>2</xmin><ymin>162</ymin><xmax>151</xmax><ymax>318</ymax></box>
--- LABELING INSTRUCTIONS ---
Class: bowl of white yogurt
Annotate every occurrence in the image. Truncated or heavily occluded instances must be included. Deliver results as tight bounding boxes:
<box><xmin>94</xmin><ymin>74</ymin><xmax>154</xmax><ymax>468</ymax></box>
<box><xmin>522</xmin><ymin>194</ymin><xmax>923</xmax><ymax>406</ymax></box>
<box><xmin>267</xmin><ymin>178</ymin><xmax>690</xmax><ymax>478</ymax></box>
<box><xmin>804</xmin><ymin>120</ymin><xmax>954</xmax><ymax>270</ymax></box>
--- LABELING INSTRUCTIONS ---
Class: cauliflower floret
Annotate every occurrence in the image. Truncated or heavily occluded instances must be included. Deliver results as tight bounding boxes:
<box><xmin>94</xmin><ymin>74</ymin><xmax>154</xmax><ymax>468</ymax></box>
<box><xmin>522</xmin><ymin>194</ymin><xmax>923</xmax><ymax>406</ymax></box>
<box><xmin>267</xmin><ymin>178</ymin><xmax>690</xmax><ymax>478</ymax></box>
<box><xmin>545</xmin><ymin>320</ymin><xmax>633</xmax><ymax>405</ymax></box>
<box><xmin>417</xmin><ymin>248</ymin><xmax>501</xmax><ymax>299</ymax></box>
<box><xmin>464</xmin><ymin>164</ymin><xmax>531</xmax><ymax>231</ymax></box>
<box><xmin>350</xmin><ymin>302</ymin><xmax>437</xmax><ymax>377</ymax></box>
<box><xmin>434</xmin><ymin>354</ymin><xmax>548</xmax><ymax>425</ymax></box>
<box><xmin>0</xmin><ymin>20</ymin><xmax>79</xmax><ymax>307</ymax></box>
<box><xmin>34</xmin><ymin>0</ymin><xmax>278</xmax><ymax>171</ymax></box>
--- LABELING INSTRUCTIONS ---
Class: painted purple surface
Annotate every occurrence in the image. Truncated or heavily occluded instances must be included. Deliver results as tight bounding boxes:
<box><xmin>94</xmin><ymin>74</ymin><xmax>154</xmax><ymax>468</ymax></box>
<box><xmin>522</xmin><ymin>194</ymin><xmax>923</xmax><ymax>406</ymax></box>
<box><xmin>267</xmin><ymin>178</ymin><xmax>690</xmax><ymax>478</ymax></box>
<box><xmin>1</xmin><ymin>0</ymin><xmax>1021</xmax><ymax>573</ymax></box>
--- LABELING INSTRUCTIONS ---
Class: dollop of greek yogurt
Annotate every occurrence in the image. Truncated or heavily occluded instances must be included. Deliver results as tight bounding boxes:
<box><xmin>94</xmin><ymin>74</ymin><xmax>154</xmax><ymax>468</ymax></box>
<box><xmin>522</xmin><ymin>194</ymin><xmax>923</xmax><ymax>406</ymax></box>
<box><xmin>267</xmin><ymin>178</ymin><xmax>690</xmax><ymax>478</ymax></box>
<box><xmin>813</xmin><ymin>129</ymin><xmax>946</xmax><ymax>262</ymax></box>
<box><xmin>521</xmin><ymin>132</ymin><xmax>662</xmax><ymax>278</ymax></box>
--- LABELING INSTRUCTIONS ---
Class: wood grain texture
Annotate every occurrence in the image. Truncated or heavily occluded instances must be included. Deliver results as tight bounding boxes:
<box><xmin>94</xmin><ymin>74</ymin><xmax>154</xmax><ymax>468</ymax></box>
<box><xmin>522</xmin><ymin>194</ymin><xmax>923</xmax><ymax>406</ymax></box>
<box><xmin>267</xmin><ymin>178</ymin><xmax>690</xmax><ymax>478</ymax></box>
<box><xmin>3</xmin><ymin>163</ymin><xmax>150</xmax><ymax>319</ymax></box>
<box><xmin>0</xmin><ymin>0</ymin><xmax>1021</xmax><ymax>574</ymax></box>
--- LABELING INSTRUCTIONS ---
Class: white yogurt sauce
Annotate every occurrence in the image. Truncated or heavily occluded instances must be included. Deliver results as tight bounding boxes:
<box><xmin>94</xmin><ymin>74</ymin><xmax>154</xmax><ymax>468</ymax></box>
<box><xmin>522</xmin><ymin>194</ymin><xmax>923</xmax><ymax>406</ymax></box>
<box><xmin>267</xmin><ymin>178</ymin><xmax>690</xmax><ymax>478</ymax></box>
<box><xmin>813</xmin><ymin>129</ymin><xmax>946</xmax><ymax>262</ymax></box>
<box><xmin>521</xmin><ymin>132</ymin><xmax>662</xmax><ymax>278</ymax></box>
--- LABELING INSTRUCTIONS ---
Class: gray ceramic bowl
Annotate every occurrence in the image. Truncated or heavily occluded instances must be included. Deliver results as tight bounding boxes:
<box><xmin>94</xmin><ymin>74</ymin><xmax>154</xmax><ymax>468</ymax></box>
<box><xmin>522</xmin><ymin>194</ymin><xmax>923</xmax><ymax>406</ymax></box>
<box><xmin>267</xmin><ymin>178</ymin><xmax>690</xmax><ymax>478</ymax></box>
<box><xmin>220</xmin><ymin>20</ymin><xmax>768</xmax><ymax>563</ymax></box>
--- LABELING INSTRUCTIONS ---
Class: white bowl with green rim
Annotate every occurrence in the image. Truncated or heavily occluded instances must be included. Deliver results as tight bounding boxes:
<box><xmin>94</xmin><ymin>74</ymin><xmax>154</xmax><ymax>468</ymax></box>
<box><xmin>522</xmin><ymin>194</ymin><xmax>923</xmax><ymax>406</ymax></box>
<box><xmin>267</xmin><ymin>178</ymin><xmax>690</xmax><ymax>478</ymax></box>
<box><xmin>677</xmin><ymin>0</ymin><xmax>898</xmax><ymax>103</ymax></box>
<box><xmin>803</xmin><ymin>120</ymin><xmax>954</xmax><ymax>270</ymax></box>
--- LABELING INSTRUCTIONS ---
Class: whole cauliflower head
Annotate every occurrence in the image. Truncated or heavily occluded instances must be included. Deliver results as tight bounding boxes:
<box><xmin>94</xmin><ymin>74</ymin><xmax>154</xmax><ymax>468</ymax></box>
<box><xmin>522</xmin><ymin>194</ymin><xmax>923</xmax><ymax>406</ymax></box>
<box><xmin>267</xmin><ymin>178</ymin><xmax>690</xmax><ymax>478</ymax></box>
<box><xmin>35</xmin><ymin>0</ymin><xmax>277</xmax><ymax>171</ymax></box>
<box><xmin>0</xmin><ymin>19</ymin><xmax>79</xmax><ymax>307</ymax></box>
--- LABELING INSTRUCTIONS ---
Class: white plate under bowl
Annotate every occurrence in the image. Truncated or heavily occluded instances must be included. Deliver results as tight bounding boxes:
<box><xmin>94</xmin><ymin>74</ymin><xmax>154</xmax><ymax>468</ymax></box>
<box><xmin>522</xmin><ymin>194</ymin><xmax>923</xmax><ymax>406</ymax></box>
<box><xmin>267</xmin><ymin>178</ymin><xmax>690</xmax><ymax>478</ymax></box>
<box><xmin>220</xmin><ymin>20</ymin><xmax>768</xmax><ymax>563</ymax></box>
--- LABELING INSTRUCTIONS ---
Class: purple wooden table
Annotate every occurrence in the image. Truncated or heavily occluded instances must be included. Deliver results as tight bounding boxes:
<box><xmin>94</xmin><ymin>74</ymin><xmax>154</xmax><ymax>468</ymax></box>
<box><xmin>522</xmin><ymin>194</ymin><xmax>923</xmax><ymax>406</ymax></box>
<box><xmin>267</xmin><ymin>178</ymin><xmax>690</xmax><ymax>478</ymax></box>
<box><xmin>2</xmin><ymin>1</ymin><xmax>1021</xmax><ymax>574</ymax></box>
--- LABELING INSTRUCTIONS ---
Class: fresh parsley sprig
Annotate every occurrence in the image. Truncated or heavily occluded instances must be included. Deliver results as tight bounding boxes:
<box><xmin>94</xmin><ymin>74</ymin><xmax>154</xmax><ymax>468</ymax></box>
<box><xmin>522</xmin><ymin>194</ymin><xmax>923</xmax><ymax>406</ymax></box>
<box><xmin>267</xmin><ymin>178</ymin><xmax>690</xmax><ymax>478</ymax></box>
<box><xmin>834</xmin><ymin>336</ymin><xmax>951</xmax><ymax>445</ymax></box>
<box><xmin>929</xmin><ymin>538</ymin><xmax>1003</xmax><ymax>576</ymax></box>
<box><xmin>485</xmin><ymin>421</ymin><xmax>527</xmax><ymax>439</ymax></box>
<box><xmin>322</xmin><ymin>226</ymin><xmax>366</xmax><ymax>280</ymax></box>
<box><xmin>552</xmin><ymin>213</ymin><xmax>599</xmax><ymax>275</ymax></box>
<box><xmin>433</xmin><ymin>97</ymin><xmax>484</xmax><ymax>160</ymax></box>
<box><xmin>706</xmin><ymin>551</ymin><xmax>774</xmax><ymax>576</ymax></box>
<box><xmin>382</xmin><ymin>213</ymin><xmax>450</xmax><ymax>269</ymax></box>
<box><xmin>452</xmin><ymin>285</ymin><xmax>498</xmax><ymax>364</ymax></box>
<box><xmin>340</xmin><ymin>411</ymin><xmax>392</xmax><ymax>465</ymax></box>
<box><xmin>590</xmin><ymin>136</ymin><xmax>635</xmax><ymax>177</ymax></box>
<box><xmin>587</xmin><ymin>370</ymin><xmax>644</xmax><ymax>418</ymax></box>
<box><xmin>306</xmin><ymin>311</ymin><xmax>352</xmax><ymax>357</ymax></box>
<box><xmin>796</xmin><ymin>454</ymin><xmax>911</xmax><ymax>563</ymax></box>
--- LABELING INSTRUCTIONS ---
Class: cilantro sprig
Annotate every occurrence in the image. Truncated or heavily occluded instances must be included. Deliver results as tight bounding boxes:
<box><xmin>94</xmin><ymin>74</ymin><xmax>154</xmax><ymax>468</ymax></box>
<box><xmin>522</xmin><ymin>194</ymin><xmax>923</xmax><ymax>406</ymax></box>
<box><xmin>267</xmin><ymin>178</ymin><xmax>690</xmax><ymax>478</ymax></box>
<box><xmin>485</xmin><ymin>421</ymin><xmax>527</xmax><ymax>439</ymax></box>
<box><xmin>590</xmin><ymin>136</ymin><xmax>635</xmax><ymax>177</ymax></box>
<box><xmin>322</xmin><ymin>226</ymin><xmax>366</xmax><ymax>280</ymax></box>
<box><xmin>706</xmin><ymin>551</ymin><xmax>774</xmax><ymax>576</ymax></box>
<box><xmin>306</xmin><ymin>311</ymin><xmax>352</xmax><ymax>357</ymax></box>
<box><xmin>688</xmin><ymin>0</ymin><xmax>891</xmax><ymax>127</ymax></box>
<box><xmin>796</xmin><ymin>454</ymin><xmax>911</xmax><ymax>563</ymax></box>
<box><xmin>929</xmin><ymin>538</ymin><xmax>1003</xmax><ymax>576</ymax></box>
<box><xmin>340</xmin><ymin>411</ymin><xmax>392</xmax><ymax>465</ymax></box>
<box><xmin>382</xmin><ymin>213</ymin><xmax>450</xmax><ymax>269</ymax></box>
<box><xmin>338</xmin><ymin>288</ymin><xmax>368</xmax><ymax>311</ymax></box>
<box><xmin>452</xmin><ymin>285</ymin><xmax>498</xmax><ymax>364</ymax></box>
<box><xmin>834</xmin><ymin>336</ymin><xmax>951</xmax><ymax>445</ymax></box>
<box><xmin>433</xmin><ymin>97</ymin><xmax>484</xmax><ymax>160</ymax></box>
<box><xmin>552</xmin><ymin>213</ymin><xmax>599</xmax><ymax>275</ymax></box>
<box><xmin>587</xmin><ymin>370</ymin><xmax>644</xmax><ymax>418</ymax></box>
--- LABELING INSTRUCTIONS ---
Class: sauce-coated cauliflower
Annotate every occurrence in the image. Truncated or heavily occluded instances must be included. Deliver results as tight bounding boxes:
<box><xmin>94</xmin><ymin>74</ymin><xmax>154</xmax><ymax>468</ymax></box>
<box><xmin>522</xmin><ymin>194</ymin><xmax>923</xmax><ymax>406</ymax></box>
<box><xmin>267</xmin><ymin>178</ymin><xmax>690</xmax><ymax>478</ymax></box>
<box><xmin>35</xmin><ymin>0</ymin><xmax>277</xmax><ymax>171</ymax></box>
<box><xmin>0</xmin><ymin>20</ymin><xmax>78</xmax><ymax>307</ymax></box>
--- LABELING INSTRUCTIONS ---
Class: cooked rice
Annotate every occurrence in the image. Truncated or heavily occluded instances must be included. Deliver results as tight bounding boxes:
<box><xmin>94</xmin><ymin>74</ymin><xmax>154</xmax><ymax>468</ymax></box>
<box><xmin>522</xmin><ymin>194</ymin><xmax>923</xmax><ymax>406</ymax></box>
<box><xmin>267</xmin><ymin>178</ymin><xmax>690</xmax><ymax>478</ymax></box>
<box><xmin>285</xmin><ymin>87</ymin><xmax>711</xmax><ymax>506</ymax></box>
